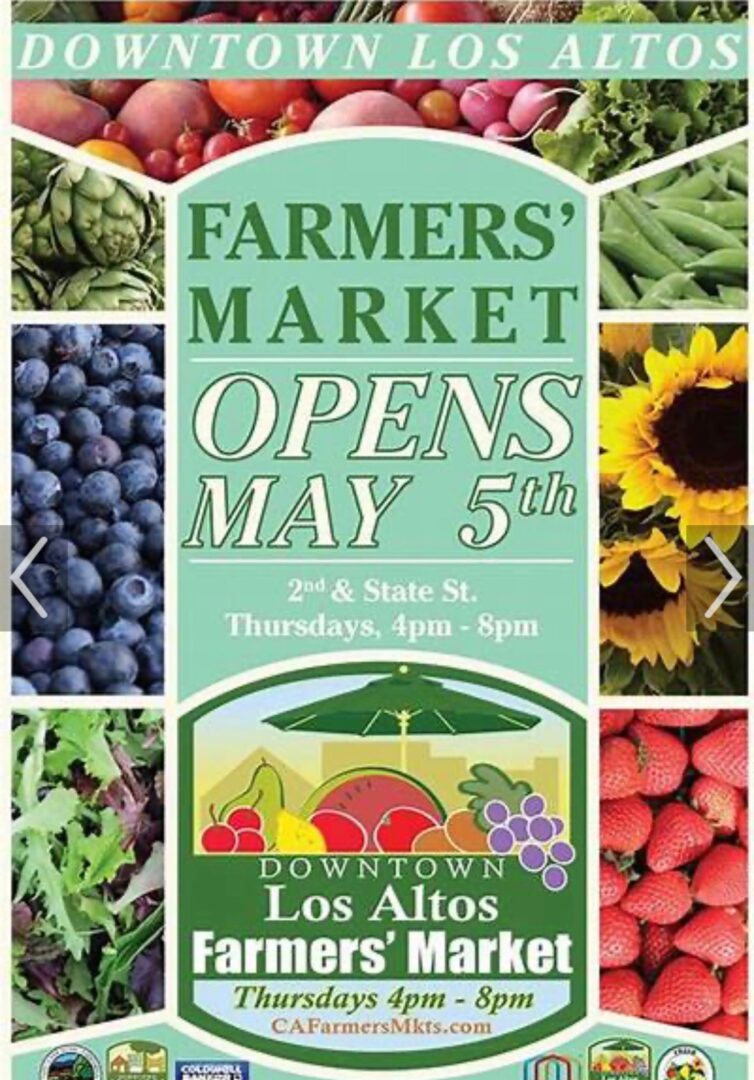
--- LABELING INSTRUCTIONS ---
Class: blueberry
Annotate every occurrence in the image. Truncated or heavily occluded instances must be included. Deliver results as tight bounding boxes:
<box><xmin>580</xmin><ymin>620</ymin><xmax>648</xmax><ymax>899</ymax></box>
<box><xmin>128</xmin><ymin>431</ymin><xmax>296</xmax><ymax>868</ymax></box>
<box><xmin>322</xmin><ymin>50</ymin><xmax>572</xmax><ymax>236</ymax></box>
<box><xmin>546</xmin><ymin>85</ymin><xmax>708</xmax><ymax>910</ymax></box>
<box><xmin>87</xmin><ymin>346</ymin><xmax>120</xmax><ymax>384</ymax></box>
<box><xmin>57</xmin><ymin>557</ymin><xmax>104</xmax><ymax>608</ymax></box>
<box><xmin>26</xmin><ymin>509</ymin><xmax>64</xmax><ymax>543</ymax></box>
<box><xmin>106</xmin><ymin>326</ymin><xmax>135</xmax><ymax>340</ymax></box>
<box><xmin>134</xmin><ymin>405</ymin><xmax>165</xmax><ymax>447</ymax></box>
<box><xmin>99</xmin><ymin>615</ymin><xmax>146</xmax><ymax>648</ymax></box>
<box><xmin>115</xmin><ymin>460</ymin><xmax>157</xmax><ymax>502</ymax></box>
<box><xmin>136</xmin><ymin>637</ymin><xmax>164</xmax><ymax>682</ymax></box>
<box><xmin>130</xmin><ymin>500</ymin><xmax>163</xmax><ymax>529</ymax></box>
<box><xmin>72</xmin><ymin>516</ymin><xmax>109</xmax><ymax>555</ymax></box>
<box><xmin>20</xmin><ymin>413</ymin><xmax>60</xmax><ymax>448</ymax></box>
<box><xmin>108</xmin><ymin>573</ymin><xmax>156</xmax><ymax>619</ymax></box>
<box><xmin>81</xmin><ymin>386</ymin><xmax>114</xmax><ymax>414</ymax></box>
<box><xmin>79</xmin><ymin>470</ymin><xmax>121</xmax><ymax>515</ymax></box>
<box><xmin>38</xmin><ymin>439</ymin><xmax>74</xmax><ymax>474</ymax></box>
<box><xmin>48</xmin><ymin>362</ymin><xmax>86</xmax><ymax>405</ymax></box>
<box><xmin>12</xmin><ymin>594</ymin><xmax>30</xmax><ymax>629</ymax></box>
<box><xmin>126</xmin><ymin>445</ymin><xmax>157</xmax><ymax>469</ymax></box>
<box><xmin>12</xmin><ymin>520</ymin><xmax>28</xmax><ymax>555</ymax></box>
<box><xmin>109</xmin><ymin>379</ymin><xmax>135</xmax><ymax>406</ymax></box>
<box><xmin>80</xmin><ymin>641</ymin><xmax>138</xmax><ymax>689</ymax></box>
<box><xmin>12</xmin><ymin>493</ymin><xmax>24</xmax><ymax>520</ymax></box>
<box><xmin>14</xmin><ymin>358</ymin><xmax>50</xmax><ymax>399</ymax></box>
<box><xmin>148</xmin><ymin>682</ymin><xmax>164</xmax><ymax>695</ymax></box>
<box><xmin>77</xmin><ymin>435</ymin><xmax>122</xmax><ymax>473</ymax></box>
<box><xmin>133</xmin><ymin>374</ymin><xmax>165</xmax><ymax>404</ymax></box>
<box><xmin>14</xmin><ymin>327</ymin><xmax>51</xmax><ymax>359</ymax></box>
<box><xmin>11</xmin><ymin>631</ymin><xmax>23</xmax><ymax>656</ymax></box>
<box><xmin>107</xmin><ymin>521</ymin><xmax>144</xmax><ymax>549</ymax></box>
<box><xmin>12</xmin><ymin>453</ymin><xmax>36</xmax><ymax>486</ymax></box>
<box><xmin>95</xmin><ymin>542</ymin><xmax>142</xmax><ymax>581</ymax></box>
<box><xmin>60</xmin><ymin>468</ymin><xmax>84</xmax><ymax>492</ymax></box>
<box><xmin>103</xmin><ymin>405</ymin><xmax>135</xmax><ymax>445</ymax></box>
<box><xmin>106</xmin><ymin>682</ymin><xmax>143</xmax><ymax>695</ymax></box>
<box><xmin>52</xmin><ymin>324</ymin><xmax>101</xmax><ymax>364</ymax></box>
<box><xmin>28</xmin><ymin>596</ymin><xmax>74</xmax><ymax>637</ymax></box>
<box><xmin>61</xmin><ymin>494</ymin><xmax>86</xmax><ymax>530</ymax></box>
<box><xmin>11</xmin><ymin>677</ymin><xmax>37</xmax><ymax>695</ymax></box>
<box><xmin>29</xmin><ymin>672</ymin><xmax>52</xmax><ymax>694</ymax></box>
<box><xmin>13</xmin><ymin>399</ymin><xmax>36</xmax><ymax>431</ymax></box>
<box><xmin>144</xmin><ymin>524</ymin><xmax>164</xmax><ymax>563</ymax></box>
<box><xmin>20</xmin><ymin>471</ymin><xmax>62</xmax><ymax>511</ymax></box>
<box><xmin>44</xmin><ymin>538</ymin><xmax>78</xmax><ymax>568</ymax></box>
<box><xmin>63</xmin><ymin>407</ymin><xmax>102</xmax><ymax>444</ymax></box>
<box><xmin>49</xmin><ymin>666</ymin><xmax>92</xmax><ymax>694</ymax></box>
<box><xmin>17</xmin><ymin>637</ymin><xmax>55</xmax><ymax>675</ymax></box>
<box><xmin>128</xmin><ymin>325</ymin><xmax>160</xmax><ymax>345</ymax></box>
<box><xmin>54</xmin><ymin>627</ymin><xmax>94</xmax><ymax>664</ymax></box>
<box><xmin>118</xmin><ymin>343</ymin><xmax>154</xmax><ymax>378</ymax></box>
<box><xmin>146</xmin><ymin>609</ymin><xmax>164</xmax><ymax>636</ymax></box>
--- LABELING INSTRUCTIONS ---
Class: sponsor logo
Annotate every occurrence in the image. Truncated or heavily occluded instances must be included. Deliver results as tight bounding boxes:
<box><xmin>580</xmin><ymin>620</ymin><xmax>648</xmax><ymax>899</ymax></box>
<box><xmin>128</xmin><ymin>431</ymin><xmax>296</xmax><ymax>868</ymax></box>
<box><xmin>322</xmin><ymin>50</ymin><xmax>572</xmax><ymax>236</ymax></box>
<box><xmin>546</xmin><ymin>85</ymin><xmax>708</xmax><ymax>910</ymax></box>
<box><xmin>107</xmin><ymin>1041</ymin><xmax>168</xmax><ymax>1080</ymax></box>
<box><xmin>524</xmin><ymin>1054</ymin><xmax>582</xmax><ymax>1079</ymax></box>
<box><xmin>656</xmin><ymin>1046</ymin><xmax>715</xmax><ymax>1080</ymax></box>
<box><xmin>175</xmin><ymin>1064</ymin><xmax>249</xmax><ymax>1080</ymax></box>
<box><xmin>589</xmin><ymin>1039</ymin><xmax>651</xmax><ymax>1077</ymax></box>
<box><xmin>40</xmin><ymin>1046</ymin><xmax>102</xmax><ymax>1080</ymax></box>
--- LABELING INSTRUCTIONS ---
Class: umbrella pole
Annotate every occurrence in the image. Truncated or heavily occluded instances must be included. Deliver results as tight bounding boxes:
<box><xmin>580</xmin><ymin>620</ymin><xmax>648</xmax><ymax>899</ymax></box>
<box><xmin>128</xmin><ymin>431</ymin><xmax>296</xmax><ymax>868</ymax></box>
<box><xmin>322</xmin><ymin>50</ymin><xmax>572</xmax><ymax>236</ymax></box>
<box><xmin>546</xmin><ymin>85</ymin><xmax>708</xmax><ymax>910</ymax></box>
<box><xmin>398</xmin><ymin>713</ymin><xmax>409</xmax><ymax>772</ymax></box>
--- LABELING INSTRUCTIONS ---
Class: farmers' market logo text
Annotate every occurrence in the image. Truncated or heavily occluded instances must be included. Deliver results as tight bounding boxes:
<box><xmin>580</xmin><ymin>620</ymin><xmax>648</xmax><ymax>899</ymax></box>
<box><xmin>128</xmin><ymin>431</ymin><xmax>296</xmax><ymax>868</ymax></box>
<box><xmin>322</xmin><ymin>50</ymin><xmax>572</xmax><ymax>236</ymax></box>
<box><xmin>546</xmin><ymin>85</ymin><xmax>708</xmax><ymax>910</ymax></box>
<box><xmin>182</xmin><ymin>195</ymin><xmax>582</xmax><ymax>553</ymax></box>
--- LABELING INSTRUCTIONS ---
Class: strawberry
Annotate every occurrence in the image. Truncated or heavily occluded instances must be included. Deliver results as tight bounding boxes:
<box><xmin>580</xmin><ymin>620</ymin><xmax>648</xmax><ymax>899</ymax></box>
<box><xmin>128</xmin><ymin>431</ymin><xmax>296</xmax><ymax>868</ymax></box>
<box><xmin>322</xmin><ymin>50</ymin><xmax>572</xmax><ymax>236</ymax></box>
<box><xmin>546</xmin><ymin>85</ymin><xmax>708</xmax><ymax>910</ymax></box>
<box><xmin>600</xmin><ymin>858</ymin><xmax>629</xmax><ymax>907</ymax></box>
<box><xmin>600</xmin><ymin>906</ymin><xmax>641</xmax><ymax>969</ymax></box>
<box><xmin>691</xmin><ymin>843</ymin><xmax>748</xmax><ymax>906</ymax></box>
<box><xmin>699</xmin><ymin>1013</ymin><xmax>748</xmax><ymax>1040</ymax></box>
<box><xmin>600</xmin><ymin>968</ymin><xmax>646</xmax><ymax>1017</ymax></box>
<box><xmin>647</xmin><ymin>803</ymin><xmax>714</xmax><ymax>872</ymax></box>
<box><xmin>722</xmin><ymin>955</ymin><xmax>748</xmax><ymax>1015</ymax></box>
<box><xmin>692</xmin><ymin>720</ymin><xmax>748</xmax><ymax>790</ymax></box>
<box><xmin>640</xmin><ymin>922</ymin><xmax>677</xmax><ymax>978</ymax></box>
<box><xmin>642</xmin><ymin>956</ymin><xmax>721</xmax><ymax>1024</ymax></box>
<box><xmin>673</xmin><ymin>907</ymin><xmax>747</xmax><ymax>967</ymax></box>
<box><xmin>691</xmin><ymin>776</ymin><xmax>744</xmax><ymax>836</ymax></box>
<box><xmin>628</xmin><ymin>721</ymin><xmax>688</xmax><ymax>797</ymax></box>
<box><xmin>620</xmin><ymin>870</ymin><xmax>692</xmax><ymax>925</ymax></box>
<box><xmin>601</xmin><ymin>796</ymin><xmax>653</xmax><ymax>854</ymax></box>
<box><xmin>636</xmin><ymin>708</ymin><xmax>718</xmax><ymax>728</ymax></box>
<box><xmin>737</xmin><ymin>805</ymin><xmax>748</xmax><ymax>848</ymax></box>
<box><xmin>600</xmin><ymin>709</ymin><xmax>634</xmax><ymax>738</ymax></box>
<box><xmin>601</xmin><ymin>737</ymin><xmax>642</xmax><ymax>800</ymax></box>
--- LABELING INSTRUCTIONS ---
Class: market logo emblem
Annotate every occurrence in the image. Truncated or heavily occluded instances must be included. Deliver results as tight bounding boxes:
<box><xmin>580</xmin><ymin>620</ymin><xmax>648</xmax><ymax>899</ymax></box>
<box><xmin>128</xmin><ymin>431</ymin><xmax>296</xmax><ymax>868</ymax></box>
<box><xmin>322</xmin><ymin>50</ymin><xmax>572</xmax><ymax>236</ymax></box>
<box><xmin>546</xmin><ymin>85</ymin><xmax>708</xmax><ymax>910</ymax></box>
<box><xmin>656</xmin><ymin>1046</ymin><xmax>715</xmax><ymax>1080</ymax></box>
<box><xmin>40</xmin><ymin>1046</ymin><xmax>102</xmax><ymax>1080</ymax></box>
<box><xmin>107</xmin><ymin>1041</ymin><xmax>167</xmax><ymax>1080</ymax></box>
<box><xmin>524</xmin><ymin>1054</ymin><xmax>581</xmax><ymax>1079</ymax></box>
<box><xmin>589</xmin><ymin>1038</ymin><xmax>651</xmax><ymax>1078</ymax></box>
<box><xmin>175</xmin><ymin>1064</ymin><xmax>249</xmax><ymax>1080</ymax></box>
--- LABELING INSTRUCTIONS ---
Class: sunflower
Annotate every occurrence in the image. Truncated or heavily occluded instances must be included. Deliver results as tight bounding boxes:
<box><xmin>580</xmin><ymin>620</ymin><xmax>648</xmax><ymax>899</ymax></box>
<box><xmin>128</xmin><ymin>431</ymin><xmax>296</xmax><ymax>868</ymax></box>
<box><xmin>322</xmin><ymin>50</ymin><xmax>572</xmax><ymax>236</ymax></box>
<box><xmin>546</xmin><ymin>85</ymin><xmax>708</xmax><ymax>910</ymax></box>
<box><xmin>600</xmin><ymin>323</ymin><xmax>652</xmax><ymax>360</ymax></box>
<box><xmin>601</xmin><ymin>326</ymin><xmax>748</xmax><ymax>550</ymax></box>
<box><xmin>600</xmin><ymin>528</ymin><xmax>738</xmax><ymax>670</ymax></box>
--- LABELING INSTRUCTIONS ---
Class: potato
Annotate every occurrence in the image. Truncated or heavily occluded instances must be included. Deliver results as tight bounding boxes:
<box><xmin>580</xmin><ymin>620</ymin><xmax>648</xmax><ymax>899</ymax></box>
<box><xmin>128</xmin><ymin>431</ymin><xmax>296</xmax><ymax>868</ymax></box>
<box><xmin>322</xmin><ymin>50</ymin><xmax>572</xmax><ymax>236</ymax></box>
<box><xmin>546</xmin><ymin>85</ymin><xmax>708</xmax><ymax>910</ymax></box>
<box><xmin>13</xmin><ymin>81</ymin><xmax>110</xmax><ymax>146</ymax></box>
<box><xmin>310</xmin><ymin>91</ymin><xmax>424</xmax><ymax>131</ymax></box>
<box><xmin>117</xmin><ymin>79</ymin><xmax>223</xmax><ymax>157</ymax></box>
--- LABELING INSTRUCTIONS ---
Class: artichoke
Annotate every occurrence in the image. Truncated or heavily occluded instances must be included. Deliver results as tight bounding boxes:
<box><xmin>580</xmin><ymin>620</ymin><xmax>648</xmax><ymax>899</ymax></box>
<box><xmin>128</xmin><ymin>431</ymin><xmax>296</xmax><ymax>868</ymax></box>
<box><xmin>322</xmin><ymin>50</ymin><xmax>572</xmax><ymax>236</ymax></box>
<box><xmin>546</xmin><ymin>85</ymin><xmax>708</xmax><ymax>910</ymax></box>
<box><xmin>18</xmin><ymin>163</ymin><xmax>162</xmax><ymax>270</ymax></box>
<box><xmin>51</xmin><ymin>264</ymin><xmax>163</xmax><ymax>312</ymax></box>
<box><xmin>12</xmin><ymin>1</ymin><xmax>100</xmax><ymax>22</ymax></box>
<box><xmin>12</xmin><ymin>255</ymin><xmax>51</xmax><ymax>311</ymax></box>
<box><xmin>12</xmin><ymin>142</ymin><xmax>58</xmax><ymax>207</ymax></box>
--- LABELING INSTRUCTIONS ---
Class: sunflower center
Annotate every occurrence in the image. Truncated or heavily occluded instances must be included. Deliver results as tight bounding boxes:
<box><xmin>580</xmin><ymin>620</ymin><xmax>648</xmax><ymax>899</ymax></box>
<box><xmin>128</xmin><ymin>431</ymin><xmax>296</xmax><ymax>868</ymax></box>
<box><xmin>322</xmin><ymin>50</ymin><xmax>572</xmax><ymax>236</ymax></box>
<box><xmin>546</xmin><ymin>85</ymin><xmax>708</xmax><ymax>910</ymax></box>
<box><xmin>654</xmin><ymin>382</ymin><xmax>747</xmax><ymax>491</ymax></box>
<box><xmin>601</xmin><ymin>554</ymin><xmax>680</xmax><ymax>616</ymax></box>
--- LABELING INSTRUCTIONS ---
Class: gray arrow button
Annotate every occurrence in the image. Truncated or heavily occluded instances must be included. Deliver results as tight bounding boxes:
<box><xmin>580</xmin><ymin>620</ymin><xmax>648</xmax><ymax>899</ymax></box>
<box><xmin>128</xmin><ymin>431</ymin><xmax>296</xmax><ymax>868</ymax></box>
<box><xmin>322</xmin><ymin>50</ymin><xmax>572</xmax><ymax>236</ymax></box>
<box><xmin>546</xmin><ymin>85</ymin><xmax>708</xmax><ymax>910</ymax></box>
<box><xmin>11</xmin><ymin>537</ymin><xmax>48</xmax><ymax>619</ymax></box>
<box><xmin>703</xmin><ymin>535</ymin><xmax>742</xmax><ymax>618</ymax></box>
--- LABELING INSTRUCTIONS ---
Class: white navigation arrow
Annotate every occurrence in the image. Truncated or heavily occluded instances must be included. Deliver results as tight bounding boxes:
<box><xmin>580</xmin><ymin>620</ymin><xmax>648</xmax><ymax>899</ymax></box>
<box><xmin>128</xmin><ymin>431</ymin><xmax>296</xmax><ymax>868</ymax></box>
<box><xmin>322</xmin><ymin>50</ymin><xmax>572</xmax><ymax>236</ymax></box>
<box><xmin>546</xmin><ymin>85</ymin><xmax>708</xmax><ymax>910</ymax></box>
<box><xmin>703</xmin><ymin>536</ymin><xmax>742</xmax><ymax>618</ymax></box>
<box><xmin>10</xmin><ymin>537</ymin><xmax>48</xmax><ymax>619</ymax></box>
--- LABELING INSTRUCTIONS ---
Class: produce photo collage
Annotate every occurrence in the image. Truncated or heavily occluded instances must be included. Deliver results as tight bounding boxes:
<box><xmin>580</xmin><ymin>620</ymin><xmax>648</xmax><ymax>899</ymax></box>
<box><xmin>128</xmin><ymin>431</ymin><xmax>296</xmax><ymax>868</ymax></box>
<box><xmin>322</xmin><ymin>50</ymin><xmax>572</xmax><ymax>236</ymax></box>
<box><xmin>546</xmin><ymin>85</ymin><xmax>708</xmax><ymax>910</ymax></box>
<box><xmin>7</xmin><ymin>0</ymin><xmax>751</xmax><ymax>1062</ymax></box>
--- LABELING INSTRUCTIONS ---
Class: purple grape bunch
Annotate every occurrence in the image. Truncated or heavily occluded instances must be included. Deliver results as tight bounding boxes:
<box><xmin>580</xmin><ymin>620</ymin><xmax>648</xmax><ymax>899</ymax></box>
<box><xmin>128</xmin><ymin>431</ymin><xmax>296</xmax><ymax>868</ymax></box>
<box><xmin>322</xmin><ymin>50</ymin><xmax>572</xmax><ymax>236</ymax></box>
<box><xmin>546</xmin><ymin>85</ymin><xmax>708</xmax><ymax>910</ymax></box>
<box><xmin>484</xmin><ymin>790</ymin><xmax>575</xmax><ymax>894</ymax></box>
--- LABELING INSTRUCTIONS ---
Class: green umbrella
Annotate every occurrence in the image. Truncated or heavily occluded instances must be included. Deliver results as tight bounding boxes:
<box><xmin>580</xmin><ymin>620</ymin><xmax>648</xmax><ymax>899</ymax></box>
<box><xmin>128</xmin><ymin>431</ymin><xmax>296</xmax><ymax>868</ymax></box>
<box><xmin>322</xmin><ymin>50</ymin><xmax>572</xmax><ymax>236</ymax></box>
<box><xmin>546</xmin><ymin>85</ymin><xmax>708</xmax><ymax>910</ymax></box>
<box><xmin>263</xmin><ymin>664</ymin><xmax>541</xmax><ymax>770</ymax></box>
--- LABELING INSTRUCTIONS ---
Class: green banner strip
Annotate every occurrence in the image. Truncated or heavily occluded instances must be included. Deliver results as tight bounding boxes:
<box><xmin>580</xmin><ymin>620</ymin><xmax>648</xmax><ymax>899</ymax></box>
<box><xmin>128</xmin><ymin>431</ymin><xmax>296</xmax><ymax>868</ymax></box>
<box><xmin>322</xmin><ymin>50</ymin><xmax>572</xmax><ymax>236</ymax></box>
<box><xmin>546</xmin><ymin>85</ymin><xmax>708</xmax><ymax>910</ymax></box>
<box><xmin>12</xmin><ymin>22</ymin><xmax>748</xmax><ymax>81</ymax></box>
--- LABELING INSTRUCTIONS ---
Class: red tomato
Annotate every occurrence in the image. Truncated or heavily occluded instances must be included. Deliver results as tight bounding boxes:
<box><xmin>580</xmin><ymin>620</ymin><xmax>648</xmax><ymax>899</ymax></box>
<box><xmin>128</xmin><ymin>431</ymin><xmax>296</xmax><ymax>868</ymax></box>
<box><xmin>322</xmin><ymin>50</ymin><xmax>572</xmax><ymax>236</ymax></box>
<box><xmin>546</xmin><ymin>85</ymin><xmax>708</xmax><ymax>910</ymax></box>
<box><xmin>175</xmin><ymin>129</ymin><xmax>205</xmax><ymax>157</ymax></box>
<box><xmin>256</xmin><ymin>8</ymin><xmax>280</xmax><ymax>21</ymax></box>
<box><xmin>236</xmin><ymin>117</ymin><xmax>270</xmax><ymax>146</ymax></box>
<box><xmin>284</xmin><ymin>97</ymin><xmax>318</xmax><ymax>130</ymax></box>
<box><xmin>313</xmin><ymin>79</ymin><xmax>387</xmax><ymax>103</ymax></box>
<box><xmin>101</xmin><ymin>121</ymin><xmax>131</xmax><ymax>145</ymax></box>
<box><xmin>176</xmin><ymin>152</ymin><xmax>203</xmax><ymax>178</ymax></box>
<box><xmin>208</xmin><ymin>80</ymin><xmax>310</xmax><ymax>121</ymax></box>
<box><xmin>203</xmin><ymin>132</ymin><xmax>245</xmax><ymax>162</ymax></box>
<box><xmin>395</xmin><ymin>2</ymin><xmax>489</xmax><ymax>22</ymax></box>
<box><xmin>390</xmin><ymin>79</ymin><xmax>439</xmax><ymax>105</ymax></box>
<box><xmin>417</xmin><ymin>89</ymin><xmax>460</xmax><ymax>129</ymax></box>
<box><xmin>144</xmin><ymin>149</ymin><xmax>177</xmax><ymax>182</ymax></box>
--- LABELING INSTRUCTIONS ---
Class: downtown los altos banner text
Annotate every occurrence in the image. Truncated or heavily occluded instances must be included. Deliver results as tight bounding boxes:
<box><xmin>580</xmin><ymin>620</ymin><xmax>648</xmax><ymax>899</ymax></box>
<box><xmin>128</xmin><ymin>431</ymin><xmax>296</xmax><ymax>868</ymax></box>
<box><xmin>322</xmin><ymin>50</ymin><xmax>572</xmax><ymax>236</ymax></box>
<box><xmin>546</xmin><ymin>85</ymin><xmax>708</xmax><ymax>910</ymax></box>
<box><xmin>5</xmin><ymin>4</ymin><xmax>751</xmax><ymax>1080</ymax></box>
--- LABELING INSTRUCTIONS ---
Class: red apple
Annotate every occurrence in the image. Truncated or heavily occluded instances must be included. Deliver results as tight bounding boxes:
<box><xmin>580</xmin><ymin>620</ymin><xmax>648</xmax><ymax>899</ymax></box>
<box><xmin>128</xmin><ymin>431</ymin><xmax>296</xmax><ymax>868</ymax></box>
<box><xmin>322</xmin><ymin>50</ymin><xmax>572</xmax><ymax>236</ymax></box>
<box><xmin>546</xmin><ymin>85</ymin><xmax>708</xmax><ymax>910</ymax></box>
<box><xmin>310</xmin><ymin>810</ymin><xmax>368</xmax><ymax>853</ymax></box>
<box><xmin>374</xmin><ymin>807</ymin><xmax>439</xmax><ymax>853</ymax></box>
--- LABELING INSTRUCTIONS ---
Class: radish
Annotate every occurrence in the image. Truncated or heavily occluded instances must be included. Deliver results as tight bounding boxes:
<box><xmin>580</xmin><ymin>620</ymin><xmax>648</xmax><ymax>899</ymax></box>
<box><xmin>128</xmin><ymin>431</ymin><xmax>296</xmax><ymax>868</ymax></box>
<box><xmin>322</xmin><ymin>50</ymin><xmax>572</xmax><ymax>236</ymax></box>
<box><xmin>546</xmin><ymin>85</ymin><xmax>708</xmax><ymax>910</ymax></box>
<box><xmin>440</xmin><ymin>79</ymin><xmax>477</xmax><ymax>98</ymax></box>
<box><xmin>488</xmin><ymin>79</ymin><xmax>529</xmax><ymax>99</ymax></box>
<box><xmin>459</xmin><ymin>83</ymin><xmax>510</xmax><ymax>132</ymax></box>
<box><xmin>508</xmin><ymin>82</ymin><xmax>560</xmax><ymax>135</ymax></box>
<box><xmin>484</xmin><ymin>120</ymin><xmax>518</xmax><ymax>142</ymax></box>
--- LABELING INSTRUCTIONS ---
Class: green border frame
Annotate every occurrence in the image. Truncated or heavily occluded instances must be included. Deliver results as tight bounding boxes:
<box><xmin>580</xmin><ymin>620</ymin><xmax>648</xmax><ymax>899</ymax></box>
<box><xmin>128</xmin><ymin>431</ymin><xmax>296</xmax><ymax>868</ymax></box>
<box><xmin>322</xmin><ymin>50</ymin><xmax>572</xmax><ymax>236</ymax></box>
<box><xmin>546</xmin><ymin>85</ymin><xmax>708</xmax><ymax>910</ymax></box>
<box><xmin>178</xmin><ymin>660</ymin><xmax>587</xmax><ymax>1070</ymax></box>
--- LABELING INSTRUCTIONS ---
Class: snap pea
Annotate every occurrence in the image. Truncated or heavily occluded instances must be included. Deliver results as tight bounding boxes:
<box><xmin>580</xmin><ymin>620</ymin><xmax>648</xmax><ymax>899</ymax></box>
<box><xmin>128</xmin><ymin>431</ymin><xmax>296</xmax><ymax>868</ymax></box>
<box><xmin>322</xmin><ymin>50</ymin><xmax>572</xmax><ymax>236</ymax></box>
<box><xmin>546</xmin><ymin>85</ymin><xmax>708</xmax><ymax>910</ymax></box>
<box><xmin>709</xmin><ymin>146</ymin><xmax>748</xmax><ymax>173</ymax></box>
<box><xmin>603</xmin><ymin>200</ymin><xmax>635</xmax><ymax>233</ymax></box>
<box><xmin>613</xmin><ymin>190</ymin><xmax>695</xmax><ymax>267</ymax></box>
<box><xmin>600</xmin><ymin>230</ymin><xmax>678</xmax><ymax>280</ymax></box>
<box><xmin>664</xmin><ymin>298</ymin><xmax>736</xmax><ymax>310</ymax></box>
<box><xmin>650</xmin><ymin>209</ymin><xmax>746</xmax><ymax>252</ymax></box>
<box><xmin>728</xmin><ymin>167</ymin><xmax>748</xmax><ymax>195</ymax></box>
<box><xmin>661</xmin><ymin>168</ymin><xmax>716</xmax><ymax>199</ymax></box>
<box><xmin>646</xmin><ymin>196</ymin><xmax>747</xmax><ymax>230</ymax></box>
<box><xmin>633</xmin><ymin>275</ymin><xmax>657</xmax><ymax>294</ymax></box>
<box><xmin>717</xmin><ymin>285</ymin><xmax>749</xmax><ymax>308</ymax></box>
<box><xmin>636</xmin><ymin>272</ymin><xmax>694</xmax><ymax>310</ymax></box>
<box><xmin>688</xmin><ymin>248</ymin><xmax>748</xmax><ymax>283</ymax></box>
<box><xmin>636</xmin><ymin>167</ymin><xmax>682</xmax><ymax>196</ymax></box>
<box><xmin>600</xmin><ymin>252</ymin><xmax>638</xmax><ymax>309</ymax></box>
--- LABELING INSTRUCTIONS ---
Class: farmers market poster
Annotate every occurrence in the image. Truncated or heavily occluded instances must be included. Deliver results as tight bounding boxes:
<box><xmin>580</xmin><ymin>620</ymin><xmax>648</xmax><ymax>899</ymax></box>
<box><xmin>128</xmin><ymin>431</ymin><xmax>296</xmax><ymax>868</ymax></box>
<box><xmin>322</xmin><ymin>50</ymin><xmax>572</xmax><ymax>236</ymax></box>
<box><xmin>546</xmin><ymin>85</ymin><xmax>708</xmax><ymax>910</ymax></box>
<box><xmin>4</xmin><ymin>3</ymin><xmax>751</xmax><ymax>1080</ymax></box>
